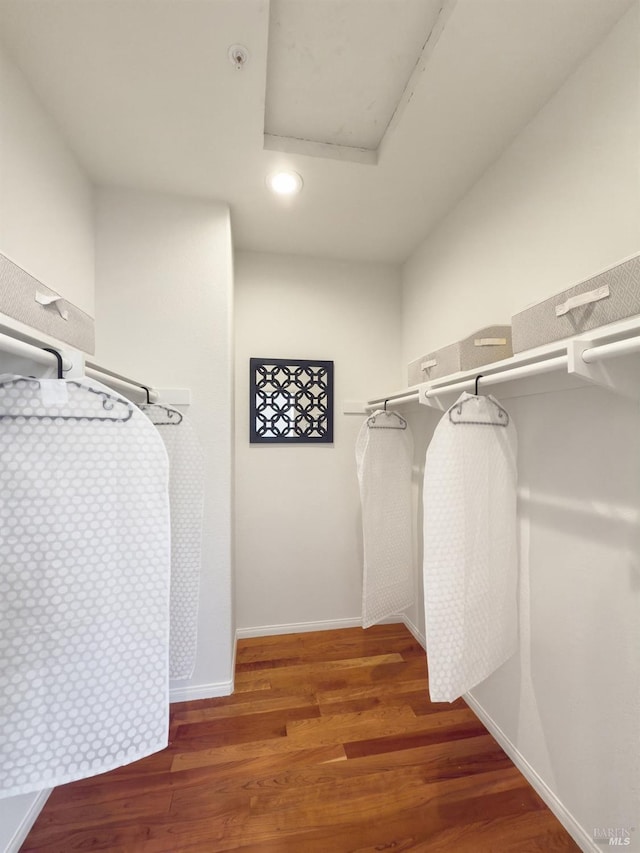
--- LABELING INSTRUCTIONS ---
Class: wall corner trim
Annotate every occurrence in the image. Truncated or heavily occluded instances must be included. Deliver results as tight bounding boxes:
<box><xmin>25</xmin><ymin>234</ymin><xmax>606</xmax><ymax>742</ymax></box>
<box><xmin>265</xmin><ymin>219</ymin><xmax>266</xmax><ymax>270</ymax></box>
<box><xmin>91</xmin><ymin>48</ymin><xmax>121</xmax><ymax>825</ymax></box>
<box><xmin>463</xmin><ymin>692</ymin><xmax>598</xmax><ymax>853</ymax></box>
<box><xmin>169</xmin><ymin>680</ymin><xmax>233</xmax><ymax>703</ymax></box>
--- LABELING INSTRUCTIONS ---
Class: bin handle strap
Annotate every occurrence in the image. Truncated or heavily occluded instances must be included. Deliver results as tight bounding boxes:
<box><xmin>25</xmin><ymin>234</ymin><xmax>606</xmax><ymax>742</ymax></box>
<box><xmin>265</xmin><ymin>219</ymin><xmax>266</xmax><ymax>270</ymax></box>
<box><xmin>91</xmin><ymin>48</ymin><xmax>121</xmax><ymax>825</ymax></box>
<box><xmin>556</xmin><ymin>285</ymin><xmax>609</xmax><ymax>317</ymax></box>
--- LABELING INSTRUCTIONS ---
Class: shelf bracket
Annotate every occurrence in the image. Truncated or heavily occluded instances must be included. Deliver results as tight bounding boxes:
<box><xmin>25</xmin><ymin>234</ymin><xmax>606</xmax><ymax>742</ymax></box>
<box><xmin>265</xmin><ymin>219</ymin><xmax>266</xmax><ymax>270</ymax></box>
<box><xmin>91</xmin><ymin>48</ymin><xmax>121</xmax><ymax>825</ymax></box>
<box><xmin>417</xmin><ymin>381</ymin><xmax>449</xmax><ymax>411</ymax></box>
<box><xmin>567</xmin><ymin>339</ymin><xmax>640</xmax><ymax>399</ymax></box>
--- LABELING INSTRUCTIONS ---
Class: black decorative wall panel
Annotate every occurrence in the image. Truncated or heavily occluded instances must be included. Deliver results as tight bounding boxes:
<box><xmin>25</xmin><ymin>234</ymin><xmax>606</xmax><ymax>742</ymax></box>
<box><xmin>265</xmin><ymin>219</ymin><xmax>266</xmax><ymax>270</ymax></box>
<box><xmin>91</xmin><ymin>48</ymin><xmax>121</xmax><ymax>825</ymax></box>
<box><xmin>250</xmin><ymin>358</ymin><xmax>334</xmax><ymax>444</ymax></box>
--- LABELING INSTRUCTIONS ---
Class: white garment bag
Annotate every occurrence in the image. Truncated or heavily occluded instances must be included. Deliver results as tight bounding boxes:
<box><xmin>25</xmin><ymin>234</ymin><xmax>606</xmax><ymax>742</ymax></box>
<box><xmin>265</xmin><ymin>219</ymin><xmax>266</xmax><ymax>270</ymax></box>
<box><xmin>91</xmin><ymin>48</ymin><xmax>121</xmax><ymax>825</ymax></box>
<box><xmin>0</xmin><ymin>376</ymin><xmax>171</xmax><ymax>798</ymax></box>
<box><xmin>142</xmin><ymin>404</ymin><xmax>204</xmax><ymax>680</ymax></box>
<box><xmin>423</xmin><ymin>392</ymin><xmax>518</xmax><ymax>702</ymax></box>
<box><xmin>356</xmin><ymin>409</ymin><xmax>414</xmax><ymax>628</ymax></box>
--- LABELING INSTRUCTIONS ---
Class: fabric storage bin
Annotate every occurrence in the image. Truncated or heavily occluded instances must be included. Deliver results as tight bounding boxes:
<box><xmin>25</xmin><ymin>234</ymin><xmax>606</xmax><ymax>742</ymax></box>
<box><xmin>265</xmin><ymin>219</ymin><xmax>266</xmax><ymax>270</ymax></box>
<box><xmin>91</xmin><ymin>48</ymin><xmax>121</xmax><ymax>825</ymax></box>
<box><xmin>511</xmin><ymin>254</ymin><xmax>640</xmax><ymax>353</ymax></box>
<box><xmin>407</xmin><ymin>325</ymin><xmax>513</xmax><ymax>385</ymax></box>
<box><xmin>0</xmin><ymin>253</ymin><xmax>95</xmax><ymax>354</ymax></box>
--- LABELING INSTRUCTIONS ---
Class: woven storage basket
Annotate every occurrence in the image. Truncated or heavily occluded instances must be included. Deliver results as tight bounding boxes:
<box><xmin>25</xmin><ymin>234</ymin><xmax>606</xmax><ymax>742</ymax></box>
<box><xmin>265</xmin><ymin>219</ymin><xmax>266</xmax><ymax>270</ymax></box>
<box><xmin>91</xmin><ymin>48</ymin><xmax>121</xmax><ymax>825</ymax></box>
<box><xmin>512</xmin><ymin>255</ymin><xmax>640</xmax><ymax>353</ymax></box>
<box><xmin>0</xmin><ymin>253</ymin><xmax>95</xmax><ymax>354</ymax></box>
<box><xmin>408</xmin><ymin>325</ymin><xmax>512</xmax><ymax>385</ymax></box>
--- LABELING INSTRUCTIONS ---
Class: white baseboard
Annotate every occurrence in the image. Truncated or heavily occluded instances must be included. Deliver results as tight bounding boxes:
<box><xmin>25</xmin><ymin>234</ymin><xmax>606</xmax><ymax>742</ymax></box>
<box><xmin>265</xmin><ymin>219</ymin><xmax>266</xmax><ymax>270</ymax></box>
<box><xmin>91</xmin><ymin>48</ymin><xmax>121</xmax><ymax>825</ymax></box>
<box><xmin>395</xmin><ymin>619</ymin><xmax>592</xmax><ymax>850</ymax></box>
<box><xmin>464</xmin><ymin>692</ymin><xmax>596</xmax><ymax>853</ymax></box>
<box><xmin>3</xmin><ymin>789</ymin><xmax>52</xmax><ymax>853</ymax></box>
<box><xmin>235</xmin><ymin>616</ymin><xmax>363</xmax><ymax>639</ymax></box>
<box><xmin>236</xmin><ymin>614</ymin><xmax>425</xmax><ymax>643</ymax></box>
<box><xmin>169</xmin><ymin>680</ymin><xmax>234</xmax><ymax>703</ymax></box>
<box><xmin>399</xmin><ymin>613</ymin><xmax>426</xmax><ymax>649</ymax></box>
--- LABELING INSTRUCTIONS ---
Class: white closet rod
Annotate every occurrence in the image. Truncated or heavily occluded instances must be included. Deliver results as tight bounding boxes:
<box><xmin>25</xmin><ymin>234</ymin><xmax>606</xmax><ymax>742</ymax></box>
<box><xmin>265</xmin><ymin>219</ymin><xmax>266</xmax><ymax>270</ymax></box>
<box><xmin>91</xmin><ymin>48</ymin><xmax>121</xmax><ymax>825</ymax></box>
<box><xmin>366</xmin><ymin>329</ymin><xmax>640</xmax><ymax>410</ymax></box>
<box><xmin>366</xmin><ymin>356</ymin><xmax>567</xmax><ymax>410</ymax></box>
<box><xmin>367</xmin><ymin>390</ymin><xmax>422</xmax><ymax>408</ymax></box>
<box><xmin>85</xmin><ymin>362</ymin><xmax>159</xmax><ymax>403</ymax></box>
<box><xmin>0</xmin><ymin>330</ymin><xmax>72</xmax><ymax>371</ymax></box>
<box><xmin>0</xmin><ymin>332</ymin><xmax>159</xmax><ymax>402</ymax></box>
<box><xmin>581</xmin><ymin>335</ymin><xmax>640</xmax><ymax>363</ymax></box>
<box><xmin>424</xmin><ymin>354</ymin><xmax>568</xmax><ymax>399</ymax></box>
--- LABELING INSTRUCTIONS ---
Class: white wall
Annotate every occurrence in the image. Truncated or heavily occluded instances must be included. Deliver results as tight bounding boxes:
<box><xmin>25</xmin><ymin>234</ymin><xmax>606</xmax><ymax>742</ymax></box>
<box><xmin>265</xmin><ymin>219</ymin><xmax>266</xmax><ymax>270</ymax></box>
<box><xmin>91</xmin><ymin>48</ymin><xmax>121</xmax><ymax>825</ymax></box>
<box><xmin>402</xmin><ymin>5</ymin><xmax>640</xmax><ymax>849</ymax></box>
<box><xmin>95</xmin><ymin>186</ymin><xmax>235</xmax><ymax>700</ymax></box>
<box><xmin>403</xmin><ymin>3</ymin><xmax>639</xmax><ymax>365</ymax></box>
<box><xmin>0</xmin><ymin>42</ymin><xmax>95</xmax><ymax>853</ymax></box>
<box><xmin>235</xmin><ymin>251</ymin><xmax>402</xmax><ymax>633</ymax></box>
<box><xmin>0</xmin><ymin>44</ymin><xmax>94</xmax><ymax>317</ymax></box>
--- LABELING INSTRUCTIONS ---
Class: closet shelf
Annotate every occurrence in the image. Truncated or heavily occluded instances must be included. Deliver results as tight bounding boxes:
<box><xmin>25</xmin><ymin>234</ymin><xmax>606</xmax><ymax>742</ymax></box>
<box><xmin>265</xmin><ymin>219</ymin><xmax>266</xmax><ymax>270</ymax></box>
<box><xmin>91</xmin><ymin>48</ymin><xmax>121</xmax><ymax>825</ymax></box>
<box><xmin>366</xmin><ymin>314</ymin><xmax>640</xmax><ymax>411</ymax></box>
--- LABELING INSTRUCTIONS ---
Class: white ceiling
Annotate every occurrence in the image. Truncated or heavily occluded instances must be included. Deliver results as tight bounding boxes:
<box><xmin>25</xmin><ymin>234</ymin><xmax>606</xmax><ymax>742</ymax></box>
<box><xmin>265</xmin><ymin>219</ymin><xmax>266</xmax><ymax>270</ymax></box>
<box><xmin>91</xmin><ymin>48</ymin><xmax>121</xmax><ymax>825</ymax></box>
<box><xmin>0</xmin><ymin>0</ymin><xmax>633</xmax><ymax>265</ymax></box>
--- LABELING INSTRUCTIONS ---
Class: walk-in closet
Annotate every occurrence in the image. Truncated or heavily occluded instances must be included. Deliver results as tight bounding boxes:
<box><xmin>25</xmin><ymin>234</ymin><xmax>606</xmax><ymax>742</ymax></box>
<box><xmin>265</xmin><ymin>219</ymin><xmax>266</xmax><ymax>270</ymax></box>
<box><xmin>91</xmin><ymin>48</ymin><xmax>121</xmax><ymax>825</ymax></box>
<box><xmin>0</xmin><ymin>1</ymin><xmax>638</xmax><ymax>850</ymax></box>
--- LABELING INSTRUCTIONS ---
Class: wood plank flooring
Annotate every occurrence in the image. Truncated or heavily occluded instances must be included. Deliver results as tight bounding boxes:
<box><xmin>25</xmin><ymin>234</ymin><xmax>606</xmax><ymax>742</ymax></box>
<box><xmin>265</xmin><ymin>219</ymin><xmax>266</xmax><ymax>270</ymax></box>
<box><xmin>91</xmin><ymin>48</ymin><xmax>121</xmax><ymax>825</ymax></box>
<box><xmin>22</xmin><ymin>624</ymin><xmax>580</xmax><ymax>852</ymax></box>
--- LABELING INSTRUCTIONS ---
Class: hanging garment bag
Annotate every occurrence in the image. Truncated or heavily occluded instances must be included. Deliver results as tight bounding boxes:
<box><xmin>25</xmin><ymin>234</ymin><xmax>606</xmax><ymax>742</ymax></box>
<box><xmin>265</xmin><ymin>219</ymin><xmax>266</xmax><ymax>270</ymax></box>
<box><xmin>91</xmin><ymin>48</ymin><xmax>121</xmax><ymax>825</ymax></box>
<box><xmin>423</xmin><ymin>392</ymin><xmax>518</xmax><ymax>702</ymax></box>
<box><xmin>0</xmin><ymin>376</ymin><xmax>170</xmax><ymax>798</ymax></box>
<box><xmin>142</xmin><ymin>403</ymin><xmax>204</xmax><ymax>680</ymax></box>
<box><xmin>356</xmin><ymin>409</ymin><xmax>414</xmax><ymax>628</ymax></box>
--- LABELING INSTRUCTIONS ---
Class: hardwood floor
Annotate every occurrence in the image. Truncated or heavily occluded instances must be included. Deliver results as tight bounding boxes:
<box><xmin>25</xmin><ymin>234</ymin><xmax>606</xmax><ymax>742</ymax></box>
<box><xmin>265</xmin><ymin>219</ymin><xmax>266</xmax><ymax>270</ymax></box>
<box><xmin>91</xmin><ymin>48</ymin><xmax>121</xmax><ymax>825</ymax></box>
<box><xmin>22</xmin><ymin>624</ymin><xmax>580</xmax><ymax>852</ymax></box>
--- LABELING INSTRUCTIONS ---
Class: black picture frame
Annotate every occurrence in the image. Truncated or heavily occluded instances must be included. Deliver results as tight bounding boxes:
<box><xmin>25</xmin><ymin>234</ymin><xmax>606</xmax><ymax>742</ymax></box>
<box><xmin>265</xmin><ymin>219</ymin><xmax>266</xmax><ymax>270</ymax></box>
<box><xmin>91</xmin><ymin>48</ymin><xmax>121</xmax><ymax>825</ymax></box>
<box><xmin>250</xmin><ymin>358</ymin><xmax>334</xmax><ymax>444</ymax></box>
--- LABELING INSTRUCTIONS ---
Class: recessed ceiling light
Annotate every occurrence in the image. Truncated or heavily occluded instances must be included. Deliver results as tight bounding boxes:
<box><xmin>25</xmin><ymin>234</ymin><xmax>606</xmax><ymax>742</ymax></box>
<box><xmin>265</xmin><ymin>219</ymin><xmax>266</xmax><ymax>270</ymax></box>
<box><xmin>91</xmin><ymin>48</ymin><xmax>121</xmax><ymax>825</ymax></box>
<box><xmin>267</xmin><ymin>171</ymin><xmax>303</xmax><ymax>196</ymax></box>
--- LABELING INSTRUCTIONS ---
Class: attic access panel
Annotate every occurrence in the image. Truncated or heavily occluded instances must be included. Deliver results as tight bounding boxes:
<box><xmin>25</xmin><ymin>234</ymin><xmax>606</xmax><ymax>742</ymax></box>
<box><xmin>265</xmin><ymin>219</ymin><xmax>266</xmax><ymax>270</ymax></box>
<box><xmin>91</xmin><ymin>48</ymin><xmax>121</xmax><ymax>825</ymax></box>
<box><xmin>250</xmin><ymin>358</ymin><xmax>334</xmax><ymax>444</ymax></box>
<box><xmin>264</xmin><ymin>0</ymin><xmax>443</xmax><ymax>157</ymax></box>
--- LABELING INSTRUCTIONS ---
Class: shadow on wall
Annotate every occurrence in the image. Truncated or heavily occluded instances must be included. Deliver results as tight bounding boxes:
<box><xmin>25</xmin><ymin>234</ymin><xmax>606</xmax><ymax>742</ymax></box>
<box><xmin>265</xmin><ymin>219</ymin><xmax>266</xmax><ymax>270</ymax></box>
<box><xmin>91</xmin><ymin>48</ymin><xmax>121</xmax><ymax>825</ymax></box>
<box><xmin>522</xmin><ymin>487</ymin><xmax>640</xmax><ymax>541</ymax></box>
<box><xmin>408</xmin><ymin>386</ymin><xmax>640</xmax><ymax>843</ymax></box>
<box><xmin>404</xmin><ymin>405</ymin><xmax>443</xmax><ymax>639</ymax></box>
<box><xmin>515</xmin><ymin>387</ymin><xmax>640</xmax><ymax>840</ymax></box>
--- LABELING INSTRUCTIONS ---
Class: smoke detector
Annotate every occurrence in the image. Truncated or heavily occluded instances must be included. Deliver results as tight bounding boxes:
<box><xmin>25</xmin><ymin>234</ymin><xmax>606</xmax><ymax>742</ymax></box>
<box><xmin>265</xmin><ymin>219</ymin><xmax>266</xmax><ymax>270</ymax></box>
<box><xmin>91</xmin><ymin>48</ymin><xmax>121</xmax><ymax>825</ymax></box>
<box><xmin>228</xmin><ymin>44</ymin><xmax>249</xmax><ymax>70</ymax></box>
